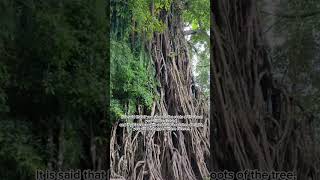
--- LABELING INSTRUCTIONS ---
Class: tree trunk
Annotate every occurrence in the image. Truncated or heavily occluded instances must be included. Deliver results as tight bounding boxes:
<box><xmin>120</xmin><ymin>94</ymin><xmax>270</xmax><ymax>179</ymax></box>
<box><xmin>57</xmin><ymin>117</ymin><xmax>65</xmax><ymax>170</ymax></box>
<box><xmin>47</xmin><ymin>124</ymin><xmax>55</xmax><ymax>170</ymax></box>
<box><xmin>110</xmin><ymin>1</ymin><xmax>209</xmax><ymax>180</ymax></box>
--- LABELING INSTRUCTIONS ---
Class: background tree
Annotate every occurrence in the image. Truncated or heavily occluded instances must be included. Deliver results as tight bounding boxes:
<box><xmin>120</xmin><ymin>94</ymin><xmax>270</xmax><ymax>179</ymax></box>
<box><xmin>0</xmin><ymin>0</ymin><xmax>109</xmax><ymax>179</ymax></box>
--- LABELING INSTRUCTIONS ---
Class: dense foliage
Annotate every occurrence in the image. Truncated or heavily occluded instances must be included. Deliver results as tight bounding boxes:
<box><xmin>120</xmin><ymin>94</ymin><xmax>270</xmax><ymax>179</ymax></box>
<box><xmin>110</xmin><ymin>0</ymin><xmax>161</xmax><ymax>119</ymax></box>
<box><xmin>0</xmin><ymin>0</ymin><xmax>108</xmax><ymax>179</ymax></box>
<box><xmin>110</xmin><ymin>39</ymin><xmax>157</xmax><ymax>117</ymax></box>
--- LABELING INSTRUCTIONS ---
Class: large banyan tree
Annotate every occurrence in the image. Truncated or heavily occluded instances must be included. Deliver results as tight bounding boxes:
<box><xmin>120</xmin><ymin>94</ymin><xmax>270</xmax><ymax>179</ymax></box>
<box><xmin>211</xmin><ymin>0</ymin><xmax>319</xmax><ymax>179</ymax></box>
<box><xmin>110</xmin><ymin>0</ymin><xmax>210</xmax><ymax>179</ymax></box>
<box><xmin>110</xmin><ymin>0</ymin><xmax>319</xmax><ymax>179</ymax></box>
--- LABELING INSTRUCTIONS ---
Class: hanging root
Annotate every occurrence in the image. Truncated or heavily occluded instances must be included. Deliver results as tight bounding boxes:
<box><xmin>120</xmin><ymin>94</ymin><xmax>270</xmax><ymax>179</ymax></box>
<box><xmin>211</xmin><ymin>0</ymin><xmax>320</xmax><ymax>179</ymax></box>
<box><xmin>111</xmin><ymin>2</ymin><xmax>210</xmax><ymax>180</ymax></box>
